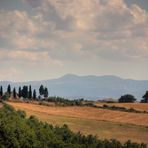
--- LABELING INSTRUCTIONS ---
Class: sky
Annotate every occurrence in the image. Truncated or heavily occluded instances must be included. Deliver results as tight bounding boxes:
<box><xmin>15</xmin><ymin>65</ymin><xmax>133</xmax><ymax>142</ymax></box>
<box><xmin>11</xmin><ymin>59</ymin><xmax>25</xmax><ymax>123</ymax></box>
<box><xmin>0</xmin><ymin>0</ymin><xmax>148</xmax><ymax>81</ymax></box>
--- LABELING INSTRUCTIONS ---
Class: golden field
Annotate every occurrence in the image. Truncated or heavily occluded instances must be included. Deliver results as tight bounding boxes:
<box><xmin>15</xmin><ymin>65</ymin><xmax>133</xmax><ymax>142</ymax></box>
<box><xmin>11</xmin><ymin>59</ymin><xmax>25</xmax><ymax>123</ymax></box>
<box><xmin>8</xmin><ymin>102</ymin><xmax>148</xmax><ymax>144</ymax></box>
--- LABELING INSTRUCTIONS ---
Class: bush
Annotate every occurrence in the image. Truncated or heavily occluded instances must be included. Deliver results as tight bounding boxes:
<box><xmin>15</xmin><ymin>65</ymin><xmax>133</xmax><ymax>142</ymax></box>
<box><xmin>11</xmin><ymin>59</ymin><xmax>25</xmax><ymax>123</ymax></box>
<box><xmin>1</xmin><ymin>93</ymin><xmax>10</xmax><ymax>101</ymax></box>
<box><xmin>119</xmin><ymin>94</ymin><xmax>136</xmax><ymax>103</ymax></box>
<box><xmin>46</xmin><ymin>96</ymin><xmax>83</xmax><ymax>106</ymax></box>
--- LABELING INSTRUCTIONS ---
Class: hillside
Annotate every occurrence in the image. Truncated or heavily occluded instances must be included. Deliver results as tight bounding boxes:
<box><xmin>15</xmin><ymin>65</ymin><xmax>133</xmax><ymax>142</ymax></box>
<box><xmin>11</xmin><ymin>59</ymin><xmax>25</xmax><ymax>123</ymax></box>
<box><xmin>1</xmin><ymin>74</ymin><xmax>148</xmax><ymax>100</ymax></box>
<box><xmin>8</xmin><ymin>102</ymin><xmax>148</xmax><ymax>144</ymax></box>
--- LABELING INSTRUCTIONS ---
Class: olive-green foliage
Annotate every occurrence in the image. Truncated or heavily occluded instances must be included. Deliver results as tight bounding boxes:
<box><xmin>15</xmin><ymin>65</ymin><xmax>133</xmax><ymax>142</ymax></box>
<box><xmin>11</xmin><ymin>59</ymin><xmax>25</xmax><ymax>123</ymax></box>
<box><xmin>101</xmin><ymin>104</ymin><xmax>148</xmax><ymax>114</ymax></box>
<box><xmin>84</xmin><ymin>103</ymin><xmax>148</xmax><ymax>114</ymax></box>
<box><xmin>0</xmin><ymin>104</ymin><xmax>146</xmax><ymax>148</ymax></box>
<box><xmin>119</xmin><ymin>94</ymin><xmax>136</xmax><ymax>103</ymax></box>
<box><xmin>141</xmin><ymin>91</ymin><xmax>148</xmax><ymax>103</ymax></box>
<box><xmin>46</xmin><ymin>96</ymin><xmax>83</xmax><ymax>106</ymax></box>
<box><xmin>1</xmin><ymin>92</ymin><xmax>10</xmax><ymax>101</ymax></box>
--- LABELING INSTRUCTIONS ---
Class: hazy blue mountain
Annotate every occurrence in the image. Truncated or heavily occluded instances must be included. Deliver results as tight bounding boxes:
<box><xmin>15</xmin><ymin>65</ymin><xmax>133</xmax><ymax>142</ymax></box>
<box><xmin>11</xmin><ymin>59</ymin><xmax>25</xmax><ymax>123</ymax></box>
<box><xmin>0</xmin><ymin>74</ymin><xmax>148</xmax><ymax>100</ymax></box>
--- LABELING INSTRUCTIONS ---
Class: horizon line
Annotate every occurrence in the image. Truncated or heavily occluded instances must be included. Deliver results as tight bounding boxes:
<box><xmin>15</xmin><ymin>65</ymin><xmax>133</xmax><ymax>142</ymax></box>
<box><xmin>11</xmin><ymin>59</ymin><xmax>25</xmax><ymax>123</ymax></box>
<box><xmin>0</xmin><ymin>74</ymin><xmax>148</xmax><ymax>83</ymax></box>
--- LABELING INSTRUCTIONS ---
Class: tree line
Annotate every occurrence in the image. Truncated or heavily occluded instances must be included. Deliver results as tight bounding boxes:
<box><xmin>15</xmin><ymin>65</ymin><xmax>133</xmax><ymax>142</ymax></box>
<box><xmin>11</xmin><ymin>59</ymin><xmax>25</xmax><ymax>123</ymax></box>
<box><xmin>118</xmin><ymin>92</ymin><xmax>148</xmax><ymax>103</ymax></box>
<box><xmin>0</xmin><ymin>84</ymin><xmax>148</xmax><ymax>103</ymax></box>
<box><xmin>0</xmin><ymin>84</ymin><xmax>48</xmax><ymax>100</ymax></box>
<box><xmin>0</xmin><ymin>84</ymin><xmax>84</xmax><ymax>106</ymax></box>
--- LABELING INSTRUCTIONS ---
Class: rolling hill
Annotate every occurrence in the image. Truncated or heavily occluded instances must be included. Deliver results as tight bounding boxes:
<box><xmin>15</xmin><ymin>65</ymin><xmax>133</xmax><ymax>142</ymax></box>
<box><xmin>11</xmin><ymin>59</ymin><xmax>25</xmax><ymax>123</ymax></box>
<box><xmin>8</xmin><ymin>102</ymin><xmax>148</xmax><ymax>144</ymax></box>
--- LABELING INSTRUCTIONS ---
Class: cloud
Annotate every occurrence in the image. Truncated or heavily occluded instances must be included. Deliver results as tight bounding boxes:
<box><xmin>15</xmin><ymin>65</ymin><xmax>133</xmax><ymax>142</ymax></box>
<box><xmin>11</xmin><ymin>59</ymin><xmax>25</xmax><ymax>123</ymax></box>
<box><xmin>0</xmin><ymin>10</ymin><xmax>38</xmax><ymax>50</ymax></box>
<box><xmin>0</xmin><ymin>49</ymin><xmax>63</xmax><ymax>67</ymax></box>
<box><xmin>0</xmin><ymin>0</ymin><xmax>148</xmax><ymax>80</ymax></box>
<box><xmin>30</xmin><ymin>0</ymin><xmax>147</xmax><ymax>60</ymax></box>
<box><xmin>22</xmin><ymin>0</ymin><xmax>41</xmax><ymax>8</ymax></box>
<box><xmin>0</xmin><ymin>68</ymin><xmax>24</xmax><ymax>81</ymax></box>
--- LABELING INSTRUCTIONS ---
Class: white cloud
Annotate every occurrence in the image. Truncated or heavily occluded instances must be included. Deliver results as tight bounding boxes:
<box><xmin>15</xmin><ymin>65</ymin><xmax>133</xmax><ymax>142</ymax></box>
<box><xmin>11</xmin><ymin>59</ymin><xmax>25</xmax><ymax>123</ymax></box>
<box><xmin>0</xmin><ymin>67</ymin><xmax>24</xmax><ymax>82</ymax></box>
<box><xmin>0</xmin><ymin>49</ymin><xmax>63</xmax><ymax>67</ymax></box>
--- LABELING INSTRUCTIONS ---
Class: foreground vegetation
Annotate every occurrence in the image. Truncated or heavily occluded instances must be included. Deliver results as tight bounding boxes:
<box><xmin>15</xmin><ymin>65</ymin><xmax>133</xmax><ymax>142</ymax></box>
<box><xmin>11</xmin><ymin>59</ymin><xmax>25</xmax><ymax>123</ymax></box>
<box><xmin>0</xmin><ymin>103</ymin><xmax>146</xmax><ymax>148</ymax></box>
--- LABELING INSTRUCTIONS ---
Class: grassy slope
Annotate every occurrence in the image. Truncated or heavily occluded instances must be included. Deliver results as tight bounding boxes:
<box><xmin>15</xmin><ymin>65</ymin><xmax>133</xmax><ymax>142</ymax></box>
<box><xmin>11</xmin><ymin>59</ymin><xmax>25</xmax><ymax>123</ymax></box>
<box><xmin>8</xmin><ymin>102</ymin><xmax>148</xmax><ymax>144</ymax></box>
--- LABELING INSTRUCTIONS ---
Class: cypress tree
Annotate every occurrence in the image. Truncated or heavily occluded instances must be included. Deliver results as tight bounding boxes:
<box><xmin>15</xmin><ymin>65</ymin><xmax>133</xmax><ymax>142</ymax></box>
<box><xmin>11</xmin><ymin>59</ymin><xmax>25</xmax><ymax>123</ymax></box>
<box><xmin>29</xmin><ymin>85</ymin><xmax>32</xmax><ymax>99</ymax></box>
<box><xmin>13</xmin><ymin>88</ymin><xmax>16</xmax><ymax>99</ymax></box>
<box><xmin>39</xmin><ymin>85</ymin><xmax>44</xmax><ymax>96</ymax></box>
<box><xmin>44</xmin><ymin>87</ymin><xmax>48</xmax><ymax>98</ymax></box>
<box><xmin>33</xmin><ymin>89</ymin><xmax>36</xmax><ymax>100</ymax></box>
<box><xmin>18</xmin><ymin>87</ymin><xmax>22</xmax><ymax>98</ymax></box>
<box><xmin>7</xmin><ymin>84</ymin><xmax>11</xmax><ymax>95</ymax></box>
<box><xmin>142</xmin><ymin>91</ymin><xmax>148</xmax><ymax>103</ymax></box>
<box><xmin>22</xmin><ymin>86</ymin><xmax>28</xmax><ymax>99</ymax></box>
<box><xmin>0</xmin><ymin>86</ymin><xmax>3</xmax><ymax>97</ymax></box>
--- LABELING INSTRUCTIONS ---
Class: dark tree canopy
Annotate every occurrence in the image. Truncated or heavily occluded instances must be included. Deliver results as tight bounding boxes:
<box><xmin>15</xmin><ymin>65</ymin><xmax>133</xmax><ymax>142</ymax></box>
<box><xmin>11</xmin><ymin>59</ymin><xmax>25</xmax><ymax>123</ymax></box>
<box><xmin>0</xmin><ymin>84</ymin><xmax>49</xmax><ymax>100</ymax></box>
<box><xmin>13</xmin><ymin>88</ymin><xmax>17</xmax><ymax>99</ymax></box>
<box><xmin>7</xmin><ymin>84</ymin><xmax>11</xmax><ymax>95</ymax></box>
<box><xmin>33</xmin><ymin>89</ymin><xmax>36</xmax><ymax>100</ymax></box>
<box><xmin>18</xmin><ymin>87</ymin><xmax>22</xmax><ymax>98</ymax></box>
<box><xmin>0</xmin><ymin>86</ymin><xmax>3</xmax><ymax>97</ymax></box>
<box><xmin>119</xmin><ymin>94</ymin><xmax>136</xmax><ymax>103</ymax></box>
<box><xmin>143</xmin><ymin>91</ymin><xmax>148</xmax><ymax>99</ymax></box>
<box><xmin>39</xmin><ymin>85</ymin><xmax>49</xmax><ymax>99</ymax></box>
<box><xmin>141</xmin><ymin>91</ymin><xmax>148</xmax><ymax>103</ymax></box>
<box><xmin>22</xmin><ymin>86</ymin><xmax>28</xmax><ymax>99</ymax></box>
<box><xmin>29</xmin><ymin>85</ymin><xmax>32</xmax><ymax>99</ymax></box>
<box><xmin>39</xmin><ymin>85</ymin><xmax>44</xmax><ymax>96</ymax></box>
<box><xmin>44</xmin><ymin>87</ymin><xmax>48</xmax><ymax>98</ymax></box>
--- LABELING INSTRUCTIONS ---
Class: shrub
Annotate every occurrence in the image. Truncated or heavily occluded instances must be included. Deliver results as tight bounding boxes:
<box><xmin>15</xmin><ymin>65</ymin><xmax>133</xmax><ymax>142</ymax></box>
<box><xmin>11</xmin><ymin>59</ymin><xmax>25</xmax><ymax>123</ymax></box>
<box><xmin>119</xmin><ymin>94</ymin><xmax>136</xmax><ymax>103</ymax></box>
<box><xmin>1</xmin><ymin>93</ymin><xmax>10</xmax><ymax>101</ymax></box>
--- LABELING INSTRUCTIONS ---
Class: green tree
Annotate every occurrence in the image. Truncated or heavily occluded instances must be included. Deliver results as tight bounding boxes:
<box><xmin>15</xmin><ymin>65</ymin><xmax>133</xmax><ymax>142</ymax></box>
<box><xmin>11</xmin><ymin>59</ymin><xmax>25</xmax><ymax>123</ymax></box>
<box><xmin>13</xmin><ymin>88</ymin><xmax>17</xmax><ymax>99</ymax></box>
<box><xmin>119</xmin><ymin>94</ymin><xmax>136</xmax><ymax>103</ymax></box>
<box><xmin>22</xmin><ymin>86</ymin><xmax>28</xmax><ymax>99</ymax></box>
<box><xmin>18</xmin><ymin>87</ymin><xmax>22</xmax><ymax>98</ymax></box>
<box><xmin>0</xmin><ymin>86</ymin><xmax>3</xmax><ymax>97</ymax></box>
<box><xmin>29</xmin><ymin>85</ymin><xmax>32</xmax><ymax>99</ymax></box>
<box><xmin>44</xmin><ymin>87</ymin><xmax>48</xmax><ymax>98</ymax></box>
<box><xmin>7</xmin><ymin>84</ymin><xmax>11</xmax><ymax>95</ymax></box>
<box><xmin>39</xmin><ymin>85</ymin><xmax>44</xmax><ymax>96</ymax></box>
<box><xmin>33</xmin><ymin>89</ymin><xmax>37</xmax><ymax>100</ymax></box>
<box><xmin>141</xmin><ymin>91</ymin><xmax>148</xmax><ymax>103</ymax></box>
<box><xmin>1</xmin><ymin>92</ymin><xmax>10</xmax><ymax>101</ymax></box>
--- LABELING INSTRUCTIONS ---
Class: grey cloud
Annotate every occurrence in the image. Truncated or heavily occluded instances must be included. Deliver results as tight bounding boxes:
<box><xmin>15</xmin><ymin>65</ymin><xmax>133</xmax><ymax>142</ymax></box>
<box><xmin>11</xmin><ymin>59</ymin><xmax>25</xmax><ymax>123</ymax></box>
<box><xmin>98</xmin><ymin>49</ymin><xmax>129</xmax><ymax>61</ymax></box>
<box><xmin>0</xmin><ymin>0</ymin><xmax>148</xmax><ymax>69</ymax></box>
<box><xmin>125</xmin><ymin>0</ymin><xmax>148</xmax><ymax>11</ymax></box>
<box><xmin>23</xmin><ymin>0</ymin><xmax>42</xmax><ymax>8</ymax></box>
<box><xmin>37</xmin><ymin>1</ymin><xmax>76</xmax><ymax>31</ymax></box>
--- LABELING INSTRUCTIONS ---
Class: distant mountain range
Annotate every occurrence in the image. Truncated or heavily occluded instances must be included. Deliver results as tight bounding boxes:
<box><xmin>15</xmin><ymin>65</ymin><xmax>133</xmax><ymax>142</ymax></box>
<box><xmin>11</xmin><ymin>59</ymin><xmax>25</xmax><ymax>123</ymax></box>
<box><xmin>0</xmin><ymin>74</ymin><xmax>148</xmax><ymax>100</ymax></box>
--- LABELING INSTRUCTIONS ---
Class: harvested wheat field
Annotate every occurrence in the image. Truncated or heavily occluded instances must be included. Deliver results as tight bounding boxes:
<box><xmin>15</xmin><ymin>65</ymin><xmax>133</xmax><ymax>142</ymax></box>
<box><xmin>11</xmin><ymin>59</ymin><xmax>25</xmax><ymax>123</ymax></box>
<box><xmin>8</xmin><ymin>102</ymin><xmax>148</xmax><ymax>144</ymax></box>
<box><xmin>8</xmin><ymin>102</ymin><xmax>148</xmax><ymax>126</ymax></box>
<box><xmin>95</xmin><ymin>102</ymin><xmax>148</xmax><ymax>112</ymax></box>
